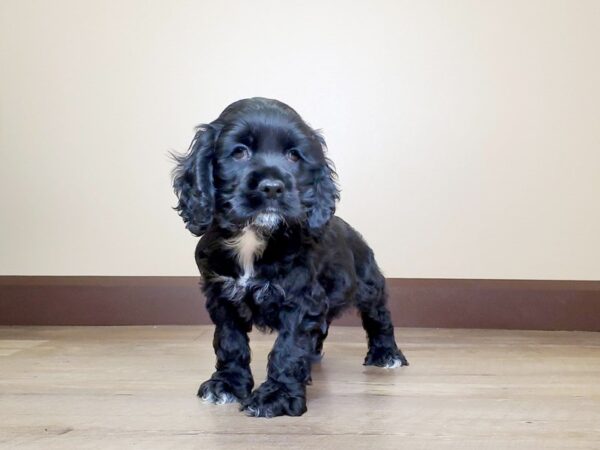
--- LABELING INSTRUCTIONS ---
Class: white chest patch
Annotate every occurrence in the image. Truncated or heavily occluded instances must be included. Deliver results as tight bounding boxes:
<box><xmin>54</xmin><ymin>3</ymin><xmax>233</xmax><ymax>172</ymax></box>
<box><xmin>223</xmin><ymin>227</ymin><xmax>266</xmax><ymax>286</ymax></box>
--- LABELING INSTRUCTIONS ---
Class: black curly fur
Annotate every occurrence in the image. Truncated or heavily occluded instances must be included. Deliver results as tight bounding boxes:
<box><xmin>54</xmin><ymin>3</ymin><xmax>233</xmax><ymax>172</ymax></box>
<box><xmin>172</xmin><ymin>97</ymin><xmax>408</xmax><ymax>418</ymax></box>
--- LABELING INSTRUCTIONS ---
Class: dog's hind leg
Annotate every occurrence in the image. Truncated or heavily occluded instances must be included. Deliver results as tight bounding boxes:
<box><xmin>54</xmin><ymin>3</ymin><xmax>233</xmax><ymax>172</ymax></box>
<box><xmin>356</xmin><ymin>269</ymin><xmax>408</xmax><ymax>368</ymax></box>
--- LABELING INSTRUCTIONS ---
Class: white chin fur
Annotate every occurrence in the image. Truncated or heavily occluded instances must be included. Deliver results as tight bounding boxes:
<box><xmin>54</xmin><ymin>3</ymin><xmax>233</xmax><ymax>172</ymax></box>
<box><xmin>253</xmin><ymin>212</ymin><xmax>281</xmax><ymax>230</ymax></box>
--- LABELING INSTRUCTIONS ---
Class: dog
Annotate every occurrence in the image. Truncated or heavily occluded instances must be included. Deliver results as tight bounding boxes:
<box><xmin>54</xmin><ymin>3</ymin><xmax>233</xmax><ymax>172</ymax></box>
<box><xmin>172</xmin><ymin>97</ymin><xmax>408</xmax><ymax>417</ymax></box>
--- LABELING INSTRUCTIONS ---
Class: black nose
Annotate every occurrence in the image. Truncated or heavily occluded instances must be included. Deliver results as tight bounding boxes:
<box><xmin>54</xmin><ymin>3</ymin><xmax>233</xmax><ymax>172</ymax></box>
<box><xmin>258</xmin><ymin>178</ymin><xmax>285</xmax><ymax>199</ymax></box>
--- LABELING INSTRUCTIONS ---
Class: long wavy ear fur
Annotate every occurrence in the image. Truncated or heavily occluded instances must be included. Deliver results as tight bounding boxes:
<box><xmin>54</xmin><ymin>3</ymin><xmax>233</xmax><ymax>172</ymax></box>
<box><xmin>307</xmin><ymin>133</ymin><xmax>340</xmax><ymax>232</ymax></box>
<box><xmin>171</xmin><ymin>124</ymin><xmax>218</xmax><ymax>236</ymax></box>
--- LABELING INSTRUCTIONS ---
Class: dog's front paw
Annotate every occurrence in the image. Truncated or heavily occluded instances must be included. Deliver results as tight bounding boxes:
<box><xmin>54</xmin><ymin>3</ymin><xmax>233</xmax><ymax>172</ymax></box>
<box><xmin>240</xmin><ymin>380</ymin><xmax>306</xmax><ymax>418</ymax></box>
<box><xmin>198</xmin><ymin>378</ymin><xmax>245</xmax><ymax>405</ymax></box>
<box><xmin>364</xmin><ymin>346</ymin><xmax>409</xmax><ymax>368</ymax></box>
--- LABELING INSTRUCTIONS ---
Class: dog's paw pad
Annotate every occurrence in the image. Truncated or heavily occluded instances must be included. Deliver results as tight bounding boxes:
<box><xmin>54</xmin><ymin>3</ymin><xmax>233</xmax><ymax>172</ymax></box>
<box><xmin>202</xmin><ymin>391</ymin><xmax>238</xmax><ymax>404</ymax></box>
<box><xmin>198</xmin><ymin>379</ymin><xmax>241</xmax><ymax>405</ymax></box>
<box><xmin>241</xmin><ymin>381</ymin><xmax>306</xmax><ymax>418</ymax></box>
<box><xmin>200</xmin><ymin>390</ymin><xmax>216</xmax><ymax>403</ymax></box>
<box><xmin>383</xmin><ymin>357</ymin><xmax>405</xmax><ymax>369</ymax></box>
<box><xmin>243</xmin><ymin>405</ymin><xmax>260</xmax><ymax>417</ymax></box>
<box><xmin>243</xmin><ymin>405</ymin><xmax>274</xmax><ymax>418</ymax></box>
<box><xmin>364</xmin><ymin>347</ymin><xmax>409</xmax><ymax>368</ymax></box>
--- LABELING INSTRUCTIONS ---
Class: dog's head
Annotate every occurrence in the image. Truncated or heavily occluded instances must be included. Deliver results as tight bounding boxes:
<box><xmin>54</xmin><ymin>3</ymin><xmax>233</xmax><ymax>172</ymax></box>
<box><xmin>172</xmin><ymin>98</ymin><xmax>339</xmax><ymax>236</ymax></box>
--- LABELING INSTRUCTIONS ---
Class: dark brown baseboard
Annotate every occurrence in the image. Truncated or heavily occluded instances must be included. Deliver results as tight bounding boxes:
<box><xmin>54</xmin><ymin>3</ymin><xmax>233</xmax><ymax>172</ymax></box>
<box><xmin>0</xmin><ymin>276</ymin><xmax>599</xmax><ymax>330</ymax></box>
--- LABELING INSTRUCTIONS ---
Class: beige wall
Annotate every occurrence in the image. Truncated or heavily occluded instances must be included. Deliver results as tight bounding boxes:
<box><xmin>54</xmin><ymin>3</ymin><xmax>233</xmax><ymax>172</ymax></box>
<box><xmin>1</xmin><ymin>0</ymin><xmax>599</xmax><ymax>279</ymax></box>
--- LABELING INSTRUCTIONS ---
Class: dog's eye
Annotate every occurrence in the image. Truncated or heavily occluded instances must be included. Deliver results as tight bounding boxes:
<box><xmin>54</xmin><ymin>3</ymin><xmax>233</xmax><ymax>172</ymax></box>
<box><xmin>287</xmin><ymin>149</ymin><xmax>301</xmax><ymax>162</ymax></box>
<box><xmin>231</xmin><ymin>146</ymin><xmax>250</xmax><ymax>160</ymax></box>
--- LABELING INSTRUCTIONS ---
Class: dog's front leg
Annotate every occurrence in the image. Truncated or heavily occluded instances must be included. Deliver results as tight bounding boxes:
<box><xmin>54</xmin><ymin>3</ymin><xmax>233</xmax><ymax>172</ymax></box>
<box><xmin>198</xmin><ymin>295</ymin><xmax>254</xmax><ymax>404</ymax></box>
<box><xmin>241</xmin><ymin>329</ymin><xmax>313</xmax><ymax>417</ymax></box>
<box><xmin>241</xmin><ymin>301</ymin><xmax>324</xmax><ymax>418</ymax></box>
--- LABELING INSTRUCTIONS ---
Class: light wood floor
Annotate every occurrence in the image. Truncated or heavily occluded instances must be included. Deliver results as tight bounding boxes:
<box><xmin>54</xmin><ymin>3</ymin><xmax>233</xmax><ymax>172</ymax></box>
<box><xmin>1</xmin><ymin>326</ymin><xmax>599</xmax><ymax>449</ymax></box>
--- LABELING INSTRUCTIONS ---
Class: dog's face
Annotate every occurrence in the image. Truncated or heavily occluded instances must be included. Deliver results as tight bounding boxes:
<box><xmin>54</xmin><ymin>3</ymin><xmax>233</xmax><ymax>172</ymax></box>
<box><xmin>173</xmin><ymin>98</ymin><xmax>339</xmax><ymax>236</ymax></box>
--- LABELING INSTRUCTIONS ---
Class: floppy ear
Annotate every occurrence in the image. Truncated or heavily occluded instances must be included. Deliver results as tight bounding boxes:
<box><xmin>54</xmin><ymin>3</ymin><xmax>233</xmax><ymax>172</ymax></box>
<box><xmin>171</xmin><ymin>124</ymin><xmax>219</xmax><ymax>236</ymax></box>
<box><xmin>306</xmin><ymin>134</ymin><xmax>340</xmax><ymax>232</ymax></box>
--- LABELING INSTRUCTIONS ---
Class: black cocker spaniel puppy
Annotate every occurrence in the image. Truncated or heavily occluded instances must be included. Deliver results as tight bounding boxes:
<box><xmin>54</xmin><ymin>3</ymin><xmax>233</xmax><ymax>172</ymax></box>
<box><xmin>172</xmin><ymin>97</ymin><xmax>408</xmax><ymax>418</ymax></box>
